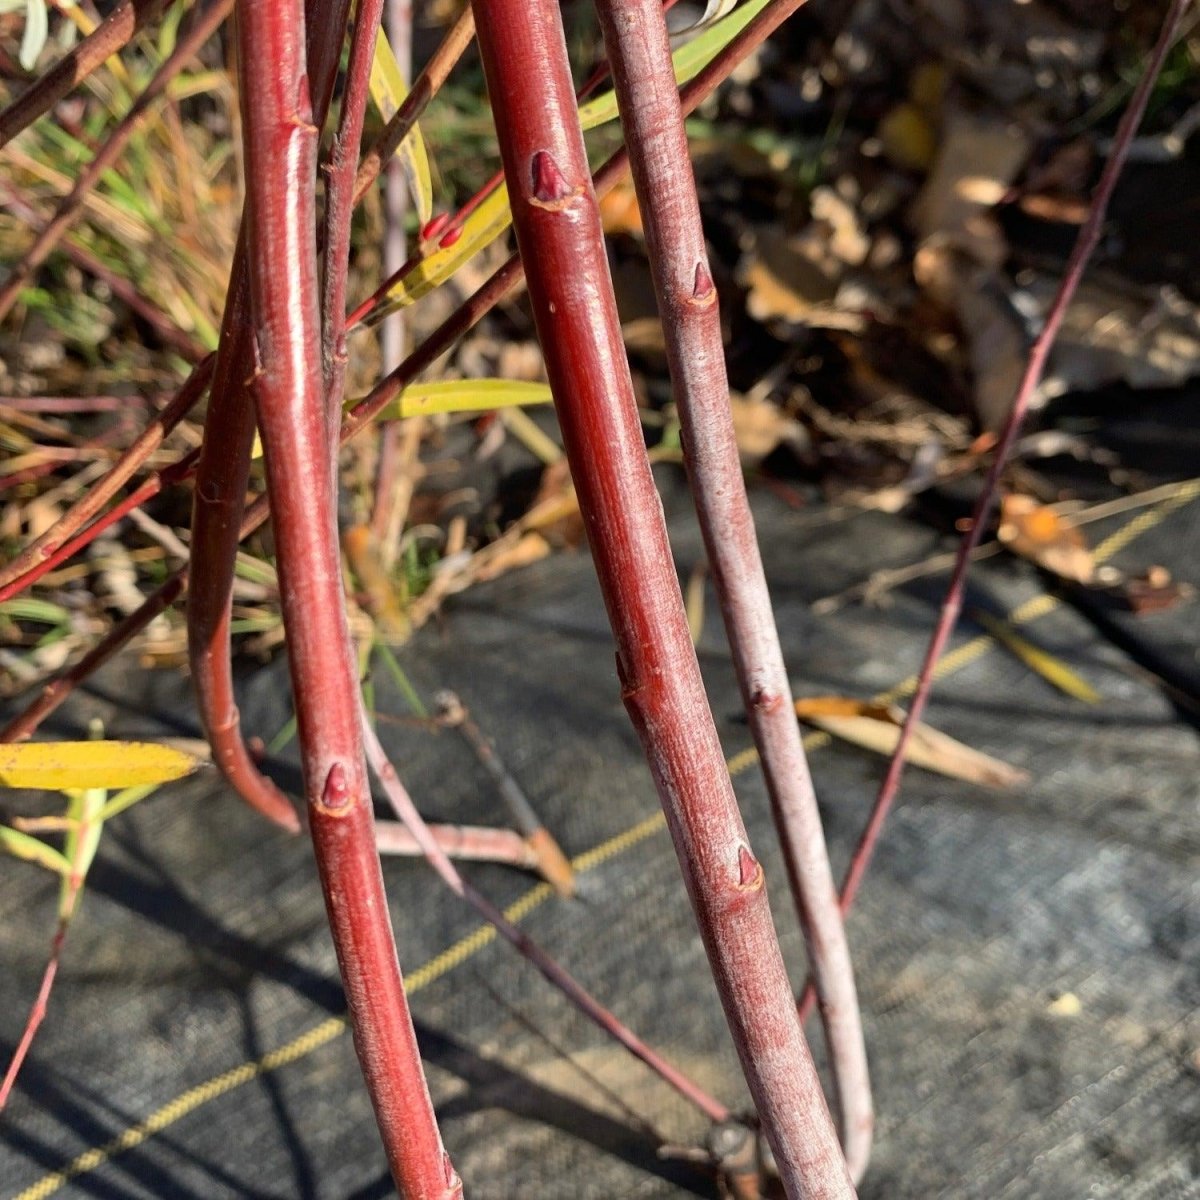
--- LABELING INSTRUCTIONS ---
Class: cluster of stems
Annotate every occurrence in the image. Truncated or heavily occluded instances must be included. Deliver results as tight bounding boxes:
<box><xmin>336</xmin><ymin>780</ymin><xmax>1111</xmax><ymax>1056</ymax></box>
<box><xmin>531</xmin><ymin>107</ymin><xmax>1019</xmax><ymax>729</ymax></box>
<box><xmin>0</xmin><ymin>0</ymin><xmax>1186</xmax><ymax>1193</ymax></box>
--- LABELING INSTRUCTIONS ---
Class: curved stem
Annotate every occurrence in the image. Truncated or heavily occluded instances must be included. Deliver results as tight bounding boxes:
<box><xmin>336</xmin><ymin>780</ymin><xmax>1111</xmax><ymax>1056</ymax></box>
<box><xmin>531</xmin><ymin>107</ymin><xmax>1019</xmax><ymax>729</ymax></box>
<box><xmin>595</xmin><ymin>0</ymin><xmax>872</xmax><ymax>1178</ymax></box>
<box><xmin>469</xmin><ymin>0</ymin><xmax>851</xmax><ymax>1194</ymax></box>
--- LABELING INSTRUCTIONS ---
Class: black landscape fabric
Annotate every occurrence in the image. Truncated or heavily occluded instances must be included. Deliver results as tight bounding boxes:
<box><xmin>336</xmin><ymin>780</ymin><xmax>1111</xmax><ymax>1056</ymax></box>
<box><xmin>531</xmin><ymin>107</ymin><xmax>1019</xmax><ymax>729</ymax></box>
<box><xmin>1</xmin><ymin>470</ymin><xmax>1198</xmax><ymax>1199</ymax></box>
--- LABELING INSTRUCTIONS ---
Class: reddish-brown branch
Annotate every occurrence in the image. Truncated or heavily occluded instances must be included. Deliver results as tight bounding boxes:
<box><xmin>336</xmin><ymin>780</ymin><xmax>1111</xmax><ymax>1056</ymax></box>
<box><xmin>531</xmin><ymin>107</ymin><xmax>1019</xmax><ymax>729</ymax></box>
<box><xmin>0</xmin><ymin>0</ymin><xmax>171</xmax><ymax>149</ymax></box>
<box><xmin>322</xmin><ymin>0</ymin><xmax>386</xmax><ymax>429</ymax></box>
<box><xmin>469</xmin><ymin>1</ymin><xmax>851</xmax><ymax>1194</ymax></box>
<box><xmin>351</xmin><ymin>5</ymin><xmax>475</xmax><ymax>206</ymax></box>
<box><xmin>595</xmin><ymin>0</ymin><xmax>871</xmax><ymax>1178</ymax></box>
<box><xmin>0</xmin><ymin>0</ymin><xmax>235</xmax><ymax>323</ymax></box>
<box><xmin>234</xmin><ymin>1</ymin><xmax>457</xmax><ymax>1193</ymax></box>
<box><xmin>796</xmin><ymin>0</ymin><xmax>1193</xmax><ymax>1025</ymax></box>
<box><xmin>361</xmin><ymin>717</ymin><xmax>732</xmax><ymax>1127</ymax></box>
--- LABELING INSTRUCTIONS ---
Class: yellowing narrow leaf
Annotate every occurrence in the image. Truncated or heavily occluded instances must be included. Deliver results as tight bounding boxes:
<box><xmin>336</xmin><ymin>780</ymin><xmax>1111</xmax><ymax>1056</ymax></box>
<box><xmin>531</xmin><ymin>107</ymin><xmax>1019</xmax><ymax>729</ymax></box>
<box><xmin>371</xmin><ymin>378</ymin><xmax>553</xmax><ymax>421</ymax></box>
<box><xmin>369</xmin><ymin>28</ymin><xmax>434</xmax><ymax>224</ymax></box>
<box><xmin>972</xmin><ymin>609</ymin><xmax>1101</xmax><ymax>704</ymax></box>
<box><xmin>0</xmin><ymin>741</ymin><xmax>205</xmax><ymax>791</ymax></box>
<box><xmin>370</xmin><ymin>184</ymin><xmax>512</xmax><ymax>316</ymax></box>
<box><xmin>794</xmin><ymin>696</ymin><xmax>1028</xmax><ymax>789</ymax></box>
<box><xmin>0</xmin><ymin>826</ymin><xmax>70</xmax><ymax>876</ymax></box>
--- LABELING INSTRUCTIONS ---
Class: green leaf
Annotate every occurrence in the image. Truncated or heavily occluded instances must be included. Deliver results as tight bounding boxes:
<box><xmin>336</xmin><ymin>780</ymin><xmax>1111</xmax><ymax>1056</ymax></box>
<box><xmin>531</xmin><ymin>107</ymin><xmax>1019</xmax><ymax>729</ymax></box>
<box><xmin>0</xmin><ymin>741</ymin><xmax>206</xmax><ymax>791</ymax></box>
<box><xmin>369</xmin><ymin>27</ymin><xmax>434</xmax><ymax>224</ymax></box>
<box><xmin>0</xmin><ymin>825</ymin><xmax>70</xmax><ymax>876</ymax></box>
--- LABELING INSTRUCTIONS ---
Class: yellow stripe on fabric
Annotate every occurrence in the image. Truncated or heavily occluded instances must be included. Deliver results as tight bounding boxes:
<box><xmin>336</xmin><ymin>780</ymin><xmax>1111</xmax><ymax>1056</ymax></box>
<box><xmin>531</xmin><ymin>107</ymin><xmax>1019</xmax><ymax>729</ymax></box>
<box><xmin>11</xmin><ymin>480</ymin><xmax>1196</xmax><ymax>1200</ymax></box>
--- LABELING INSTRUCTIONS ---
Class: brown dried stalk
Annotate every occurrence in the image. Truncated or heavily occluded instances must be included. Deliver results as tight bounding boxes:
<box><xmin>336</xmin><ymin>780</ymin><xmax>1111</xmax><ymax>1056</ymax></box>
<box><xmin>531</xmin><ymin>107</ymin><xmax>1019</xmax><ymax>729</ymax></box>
<box><xmin>469</xmin><ymin>0</ymin><xmax>852</xmax><ymax>1193</ymax></box>
<box><xmin>0</xmin><ymin>0</ymin><xmax>171</xmax><ymax>149</ymax></box>
<box><xmin>797</xmin><ymin>0</ymin><xmax>1194</xmax><ymax>1023</ymax></box>
<box><xmin>594</xmin><ymin>0</ymin><xmax>872</xmax><ymax>1177</ymax></box>
<box><xmin>234</xmin><ymin>1</ymin><xmax>457</xmax><ymax>1192</ymax></box>
<box><xmin>0</xmin><ymin>0</ymin><xmax>235</xmax><ymax>324</ymax></box>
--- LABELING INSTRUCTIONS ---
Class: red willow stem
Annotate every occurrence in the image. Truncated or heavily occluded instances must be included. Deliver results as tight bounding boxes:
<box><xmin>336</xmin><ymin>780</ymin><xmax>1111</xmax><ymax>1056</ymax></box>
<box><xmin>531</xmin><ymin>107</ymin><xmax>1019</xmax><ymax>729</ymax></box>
<box><xmin>0</xmin><ymin>0</ymin><xmax>235</xmax><ymax>324</ymax></box>
<box><xmin>594</xmin><ymin>0</ymin><xmax>872</xmax><ymax>1179</ymax></box>
<box><xmin>0</xmin><ymin>0</ymin><xmax>171</xmax><ymax>149</ymax></box>
<box><xmin>187</xmin><ymin>254</ymin><xmax>303</xmax><ymax>832</ymax></box>
<box><xmin>188</xmin><ymin>0</ymin><xmax>358</xmax><ymax>834</ymax></box>
<box><xmin>234</xmin><ymin>2</ymin><xmax>458</xmax><ymax>1193</ymax></box>
<box><xmin>469</xmin><ymin>1</ymin><xmax>851</xmax><ymax>1195</ymax></box>
<box><xmin>795</xmin><ymin>0</ymin><xmax>1193</xmax><ymax>1025</ymax></box>
<box><xmin>321</xmin><ymin>0</ymin><xmax>386</xmax><ymax>428</ymax></box>
<box><xmin>361</xmin><ymin>717</ymin><xmax>732</xmax><ymax>1127</ymax></box>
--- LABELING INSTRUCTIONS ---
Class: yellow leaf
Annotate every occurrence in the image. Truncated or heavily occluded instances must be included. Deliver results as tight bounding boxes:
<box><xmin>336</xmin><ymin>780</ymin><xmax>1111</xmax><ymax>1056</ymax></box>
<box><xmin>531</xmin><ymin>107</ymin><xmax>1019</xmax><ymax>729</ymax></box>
<box><xmin>369</xmin><ymin>28</ymin><xmax>434</xmax><ymax>224</ymax></box>
<box><xmin>370</xmin><ymin>378</ymin><xmax>553</xmax><ymax>421</ymax></box>
<box><xmin>0</xmin><ymin>742</ymin><xmax>205</xmax><ymax>791</ymax></box>
<box><xmin>972</xmin><ymin>609</ymin><xmax>1101</xmax><ymax>704</ymax></box>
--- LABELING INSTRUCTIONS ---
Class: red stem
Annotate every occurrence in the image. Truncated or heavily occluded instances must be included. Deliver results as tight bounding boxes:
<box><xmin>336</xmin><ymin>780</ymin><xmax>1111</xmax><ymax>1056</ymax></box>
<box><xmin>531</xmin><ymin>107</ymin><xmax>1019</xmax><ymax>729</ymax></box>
<box><xmin>321</xmin><ymin>0</ymin><xmax>385</xmax><ymax>428</ymax></box>
<box><xmin>469</xmin><ymin>1</ymin><xmax>851</xmax><ymax>1194</ymax></box>
<box><xmin>0</xmin><ymin>0</ymin><xmax>235</xmax><ymax>323</ymax></box>
<box><xmin>234</xmin><ymin>2</ymin><xmax>457</xmax><ymax>1193</ymax></box>
<box><xmin>796</xmin><ymin>0</ymin><xmax>1193</xmax><ymax>1024</ymax></box>
<box><xmin>0</xmin><ymin>0</ymin><xmax>171</xmax><ymax>149</ymax></box>
<box><xmin>594</xmin><ymin>0</ymin><xmax>872</xmax><ymax>1178</ymax></box>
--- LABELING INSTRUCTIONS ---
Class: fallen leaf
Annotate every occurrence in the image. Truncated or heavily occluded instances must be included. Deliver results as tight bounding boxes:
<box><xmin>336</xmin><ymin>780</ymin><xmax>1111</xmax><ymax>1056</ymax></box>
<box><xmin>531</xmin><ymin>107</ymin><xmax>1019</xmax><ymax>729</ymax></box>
<box><xmin>794</xmin><ymin>696</ymin><xmax>1028</xmax><ymax>788</ymax></box>
<box><xmin>998</xmin><ymin>494</ymin><xmax>1095</xmax><ymax>584</ymax></box>
<box><xmin>728</xmin><ymin>393</ymin><xmax>808</xmax><ymax>465</ymax></box>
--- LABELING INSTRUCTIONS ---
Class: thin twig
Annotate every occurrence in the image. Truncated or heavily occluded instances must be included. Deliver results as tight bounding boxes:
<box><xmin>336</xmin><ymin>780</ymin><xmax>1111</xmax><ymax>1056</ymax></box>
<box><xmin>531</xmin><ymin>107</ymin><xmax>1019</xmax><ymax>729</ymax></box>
<box><xmin>798</xmin><ymin>0</ymin><xmax>1194</xmax><ymax>1023</ymax></box>
<box><xmin>0</xmin><ymin>0</ymin><xmax>171</xmax><ymax>149</ymax></box>
<box><xmin>361</xmin><ymin>715</ymin><xmax>732</xmax><ymax>1126</ymax></box>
